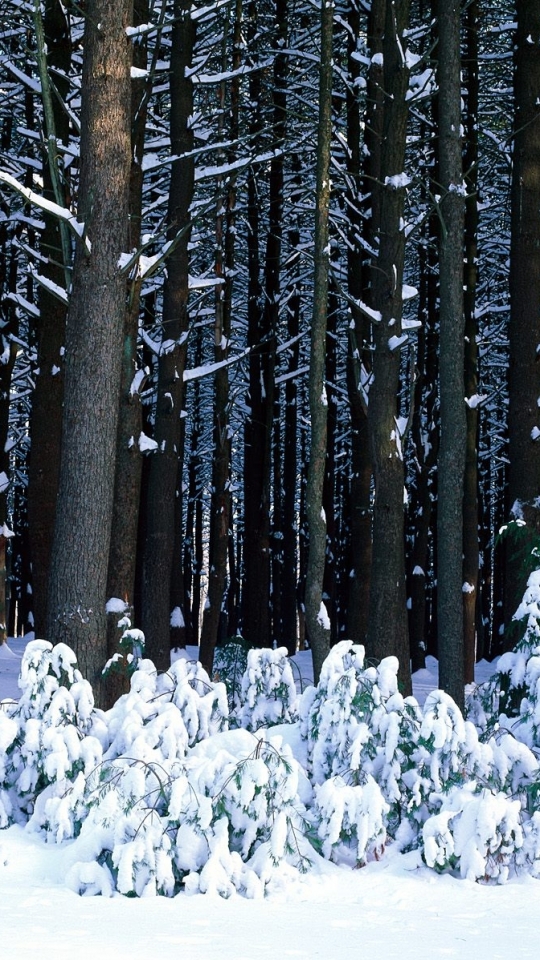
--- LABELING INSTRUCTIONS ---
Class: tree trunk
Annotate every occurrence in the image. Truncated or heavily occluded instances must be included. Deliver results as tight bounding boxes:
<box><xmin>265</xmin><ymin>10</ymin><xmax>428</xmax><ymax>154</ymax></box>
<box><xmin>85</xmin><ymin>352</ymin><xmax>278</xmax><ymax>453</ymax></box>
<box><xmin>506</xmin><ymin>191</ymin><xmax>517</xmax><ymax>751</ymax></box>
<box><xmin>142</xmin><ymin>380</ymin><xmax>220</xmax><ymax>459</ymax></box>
<box><xmin>199</xmin><ymin>0</ymin><xmax>242</xmax><ymax>673</ymax></box>
<box><xmin>242</xmin><ymin>0</ymin><xmax>274</xmax><ymax>652</ymax></box>
<box><xmin>46</xmin><ymin>0</ymin><xmax>133</xmax><ymax>700</ymax></box>
<box><xmin>104</xmin><ymin>0</ymin><xmax>150</xmax><ymax>706</ymax></box>
<box><xmin>27</xmin><ymin>0</ymin><xmax>70</xmax><ymax>637</ymax></box>
<box><xmin>436</xmin><ymin>0</ymin><xmax>466</xmax><ymax>709</ymax></box>
<box><xmin>305</xmin><ymin>0</ymin><xmax>333</xmax><ymax>683</ymax></box>
<box><xmin>141</xmin><ymin>0</ymin><xmax>194</xmax><ymax>670</ymax></box>
<box><xmin>345</xmin><ymin>0</ymin><xmax>379</xmax><ymax>644</ymax></box>
<box><xmin>366</xmin><ymin>0</ymin><xmax>411</xmax><ymax>695</ymax></box>
<box><xmin>506</xmin><ymin>0</ymin><xmax>540</xmax><ymax>620</ymax></box>
<box><xmin>462</xmin><ymin>0</ymin><xmax>480</xmax><ymax>684</ymax></box>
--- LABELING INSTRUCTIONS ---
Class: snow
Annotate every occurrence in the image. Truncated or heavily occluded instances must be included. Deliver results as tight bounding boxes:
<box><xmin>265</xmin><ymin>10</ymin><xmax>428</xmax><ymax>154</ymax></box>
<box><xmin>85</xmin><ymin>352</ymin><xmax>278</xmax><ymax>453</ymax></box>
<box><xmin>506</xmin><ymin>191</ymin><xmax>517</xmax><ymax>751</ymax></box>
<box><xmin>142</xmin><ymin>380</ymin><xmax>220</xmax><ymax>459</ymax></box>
<box><xmin>1</xmin><ymin>638</ymin><xmax>540</xmax><ymax>957</ymax></box>
<box><xmin>105</xmin><ymin>598</ymin><xmax>128</xmax><ymax>615</ymax></box>
<box><xmin>138</xmin><ymin>431</ymin><xmax>158</xmax><ymax>453</ymax></box>
<box><xmin>0</xmin><ymin>171</ymin><xmax>90</xmax><ymax>252</ymax></box>
<box><xmin>385</xmin><ymin>173</ymin><xmax>412</xmax><ymax>190</ymax></box>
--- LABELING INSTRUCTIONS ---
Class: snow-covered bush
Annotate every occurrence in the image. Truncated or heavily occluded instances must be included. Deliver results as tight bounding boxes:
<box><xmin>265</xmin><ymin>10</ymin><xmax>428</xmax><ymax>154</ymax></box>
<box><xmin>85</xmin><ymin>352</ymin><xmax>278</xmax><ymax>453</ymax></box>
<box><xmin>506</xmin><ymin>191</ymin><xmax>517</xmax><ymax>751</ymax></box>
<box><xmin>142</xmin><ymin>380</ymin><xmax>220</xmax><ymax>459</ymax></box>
<box><xmin>212</xmin><ymin>637</ymin><xmax>250</xmax><ymax>713</ymax></box>
<box><xmin>102</xmin><ymin>617</ymin><xmax>145</xmax><ymax>683</ymax></box>
<box><xmin>423</xmin><ymin>783</ymin><xmax>540</xmax><ymax>882</ymax></box>
<box><xmin>104</xmin><ymin>655</ymin><xmax>229</xmax><ymax>764</ymax></box>
<box><xmin>0</xmin><ymin>640</ymin><xmax>104</xmax><ymax>823</ymax></box>
<box><xmin>468</xmin><ymin>569</ymin><xmax>540</xmax><ymax>747</ymax></box>
<box><xmin>6</xmin><ymin>609</ymin><xmax>540</xmax><ymax>896</ymax></box>
<box><xmin>299</xmin><ymin>641</ymin><xmax>422</xmax><ymax>833</ymax></box>
<box><xmin>312</xmin><ymin>774</ymin><xmax>388</xmax><ymax>865</ymax></box>
<box><xmin>58</xmin><ymin>730</ymin><xmax>309</xmax><ymax>898</ymax></box>
<box><xmin>238</xmin><ymin>646</ymin><xmax>299</xmax><ymax>730</ymax></box>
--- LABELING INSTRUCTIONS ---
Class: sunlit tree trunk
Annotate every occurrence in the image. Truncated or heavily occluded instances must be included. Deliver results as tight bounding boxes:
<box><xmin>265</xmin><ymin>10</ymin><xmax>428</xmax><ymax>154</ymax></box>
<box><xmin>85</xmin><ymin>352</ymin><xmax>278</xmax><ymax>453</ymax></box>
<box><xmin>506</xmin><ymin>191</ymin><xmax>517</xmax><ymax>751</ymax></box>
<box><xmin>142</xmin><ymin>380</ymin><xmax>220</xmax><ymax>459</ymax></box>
<box><xmin>46</xmin><ymin>1</ymin><xmax>133</xmax><ymax>700</ymax></box>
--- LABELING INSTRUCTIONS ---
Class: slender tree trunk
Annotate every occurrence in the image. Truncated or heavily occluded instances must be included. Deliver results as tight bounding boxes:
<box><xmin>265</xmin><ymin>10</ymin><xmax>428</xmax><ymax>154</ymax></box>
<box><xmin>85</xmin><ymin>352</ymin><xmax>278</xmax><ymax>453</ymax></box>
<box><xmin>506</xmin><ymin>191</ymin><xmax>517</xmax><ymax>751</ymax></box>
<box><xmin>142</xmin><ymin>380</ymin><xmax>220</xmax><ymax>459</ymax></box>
<box><xmin>506</xmin><ymin>0</ymin><xmax>540</xmax><ymax>622</ymax></box>
<box><xmin>366</xmin><ymin>0</ymin><xmax>411</xmax><ymax>695</ymax></box>
<box><xmin>305</xmin><ymin>0</ymin><xmax>333</xmax><ymax>683</ymax></box>
<box><xmin>46</xmin><ymin>1</ymin><xmax>133</xmax><ymax>699</ymax></box>
<box><xmin>345</xmin><ymin>0</ymin><xmax>379</xmax><ymax>644</ymax></box>
<box><xmin>282</xmin><ymin>184</ymin><xmax>301</xmax><ymax>655</ymax></box>
<box><xmin>199</xmin><ymin>1</ymin><xmax>242</xmax><ymax>673</ymax></box>
<box><xmin>27</xmin><ymin>0</ymin><xmax>70</xmax><ymax>637</ymax></box>
<box><xmin>243</xmin><ymin>0</ymin><xmax>274</xmax><ymax>651</ymax></box>
<box><xmin>462</xmin><ymin>0</ymin><xmax>480</xmax><ymax>684</ymax></box>
<box><xmin>105</xmin><ymin>0</ymin><xmax>149</xmax><ymax>703</ymax></box>
<box><xmin>141</xmin><ymin>0</ymin><xmax>194</xmax><ymax>670</ymax></box>
<box><xmin>436</xmin><ymin>0</ymin><xmax>466</xmax><ymax>709</ymax></box>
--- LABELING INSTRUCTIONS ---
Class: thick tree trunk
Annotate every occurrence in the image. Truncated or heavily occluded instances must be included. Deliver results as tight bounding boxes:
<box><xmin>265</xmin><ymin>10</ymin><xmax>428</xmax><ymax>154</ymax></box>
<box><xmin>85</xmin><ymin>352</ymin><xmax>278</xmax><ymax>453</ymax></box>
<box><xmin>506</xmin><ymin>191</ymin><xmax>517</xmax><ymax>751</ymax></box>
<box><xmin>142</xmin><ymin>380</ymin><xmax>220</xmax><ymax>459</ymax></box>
<box><xmin>46</xmin><ymin>1</ymin><xmax>133</xmax><ymax>699</ymax></box>
<box><xmin>436</xmin><ymin>0</ymin><xmax>466</xmax><ymax>709</ymax></box>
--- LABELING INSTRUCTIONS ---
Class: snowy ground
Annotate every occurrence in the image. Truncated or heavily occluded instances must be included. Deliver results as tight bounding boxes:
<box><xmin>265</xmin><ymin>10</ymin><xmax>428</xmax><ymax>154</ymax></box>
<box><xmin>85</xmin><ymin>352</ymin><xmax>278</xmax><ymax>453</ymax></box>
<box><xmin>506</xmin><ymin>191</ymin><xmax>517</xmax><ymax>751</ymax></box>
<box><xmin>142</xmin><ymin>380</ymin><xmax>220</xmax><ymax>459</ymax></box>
<box><xmin>1</xmin><ymin>637</ymin><xmax>539</xmax><ymax>959</ymax></box>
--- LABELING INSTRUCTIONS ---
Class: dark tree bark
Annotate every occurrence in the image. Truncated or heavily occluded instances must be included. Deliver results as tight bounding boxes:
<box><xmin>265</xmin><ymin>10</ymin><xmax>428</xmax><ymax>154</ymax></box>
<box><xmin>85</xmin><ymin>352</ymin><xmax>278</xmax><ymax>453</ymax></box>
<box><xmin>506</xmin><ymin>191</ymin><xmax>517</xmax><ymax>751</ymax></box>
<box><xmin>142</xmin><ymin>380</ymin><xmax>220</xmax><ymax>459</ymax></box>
<box><xmin>0</xmin><ymin>246</ymin><xmax>18</xmax><ymax>644</ymax></box>
<box><xmin>506</xmin><ymin>1</ymin><xmax>540</xmax><ymax>621</ymax></box>
<box><xmin>199</xmin><ymin>0</ymin><xmax>242</xmax><ymax>673</ymax></box>
<box><xmin>27</xmin><ymin>0</ymin><xmax>71</xmax><ymax>637</ymax></box>
<box><xmin>104</xmin><ymin>0</ymin><xmax>150</xmax><ymax>705</ymax></box>
<box><xmin>141</xmin><ymin>0</ymin><xmax>194</xmax><ymax>670</ymax></box>
<box><xmin>268</xmin><ymin>0</ymin><xmax>288</xmax><ymax>650</ymax></box>
<box><xmin>408</xmin><ymin>205</ymin><xmax>439</xmax><ymax>672</ymax></box>
<box><xmin>366</xmin><ymin>0</ymin><xmax>411</xmax><ymax>695</ymax></box>
<box><xmin>436</xmin><ymin>0</ymin><xmax>466</xmax><ymax>709</ymax></box>
<box><xmin>46</xmin><ymin>1</ymin><xmax>133</xmax><ymax>699</ymax></box>
<box><xmin>345</xmin><ymin>0</ymin><xmax>381</xmax><ymax>644</ymax></box>
<box><xmin>281</xmin><ymin>167</ymin><xmax>302</xmax><ymax>656</ymax></box>
<box><xmin>305</xmin><ymin>0</ymin><xmax>333</xmax><ymax>683</ymax></box>
<box><xmin>242</xmin><ymin>0</ymin><xmax>274</xmax><ymax>652</ymax></box>
<box><xmin>462</xmin><ymin>0</ymin><xmax>480</xmax><ymax>684</ymax></box>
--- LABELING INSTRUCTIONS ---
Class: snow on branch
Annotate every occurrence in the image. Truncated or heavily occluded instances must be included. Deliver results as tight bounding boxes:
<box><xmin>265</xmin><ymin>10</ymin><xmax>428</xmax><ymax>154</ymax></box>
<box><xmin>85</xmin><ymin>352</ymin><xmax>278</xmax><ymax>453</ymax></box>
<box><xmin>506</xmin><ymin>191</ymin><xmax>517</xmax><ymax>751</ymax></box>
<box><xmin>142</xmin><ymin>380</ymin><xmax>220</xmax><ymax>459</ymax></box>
<box><xmin>0</xmin><ymin>171</ymin><xmax>90</xmax><ymax>253</ymax></box>
<box><xmin>183</xmin><ymin>347</ymin><xmax>251</xmax><ymax>383</ymax></box>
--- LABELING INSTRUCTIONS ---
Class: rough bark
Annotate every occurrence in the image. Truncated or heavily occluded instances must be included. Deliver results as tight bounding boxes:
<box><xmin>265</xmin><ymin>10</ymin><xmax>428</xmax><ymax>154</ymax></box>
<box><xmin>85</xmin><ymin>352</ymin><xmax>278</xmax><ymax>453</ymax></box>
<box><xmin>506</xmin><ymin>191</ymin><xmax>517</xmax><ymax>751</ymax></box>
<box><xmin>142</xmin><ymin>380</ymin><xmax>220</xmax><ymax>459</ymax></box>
<box><xmin>104</xmin><ymin>0</ymin><xmax>149</xmax><ymax>706</ymax></box>
<box><xmin>46</xmin><ymin>1</ymin><xmax>133</xmax><ymax>700</ymax></box>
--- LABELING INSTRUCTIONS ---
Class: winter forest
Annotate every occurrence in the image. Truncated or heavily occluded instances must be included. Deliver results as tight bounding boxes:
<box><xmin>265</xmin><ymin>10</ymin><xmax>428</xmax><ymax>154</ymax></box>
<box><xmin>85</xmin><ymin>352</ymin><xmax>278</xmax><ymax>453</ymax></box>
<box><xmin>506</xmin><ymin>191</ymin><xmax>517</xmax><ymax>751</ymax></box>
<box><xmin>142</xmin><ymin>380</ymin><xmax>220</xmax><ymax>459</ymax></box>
<box><xmin>1</xmin><ymin>0</ymin><xmax>538</xmax><ymax>702</ymax></box>
<box><xmin>2</xmin><ymin>0</ymin><xmax>540</xmax><ymax>904</ymax></box>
